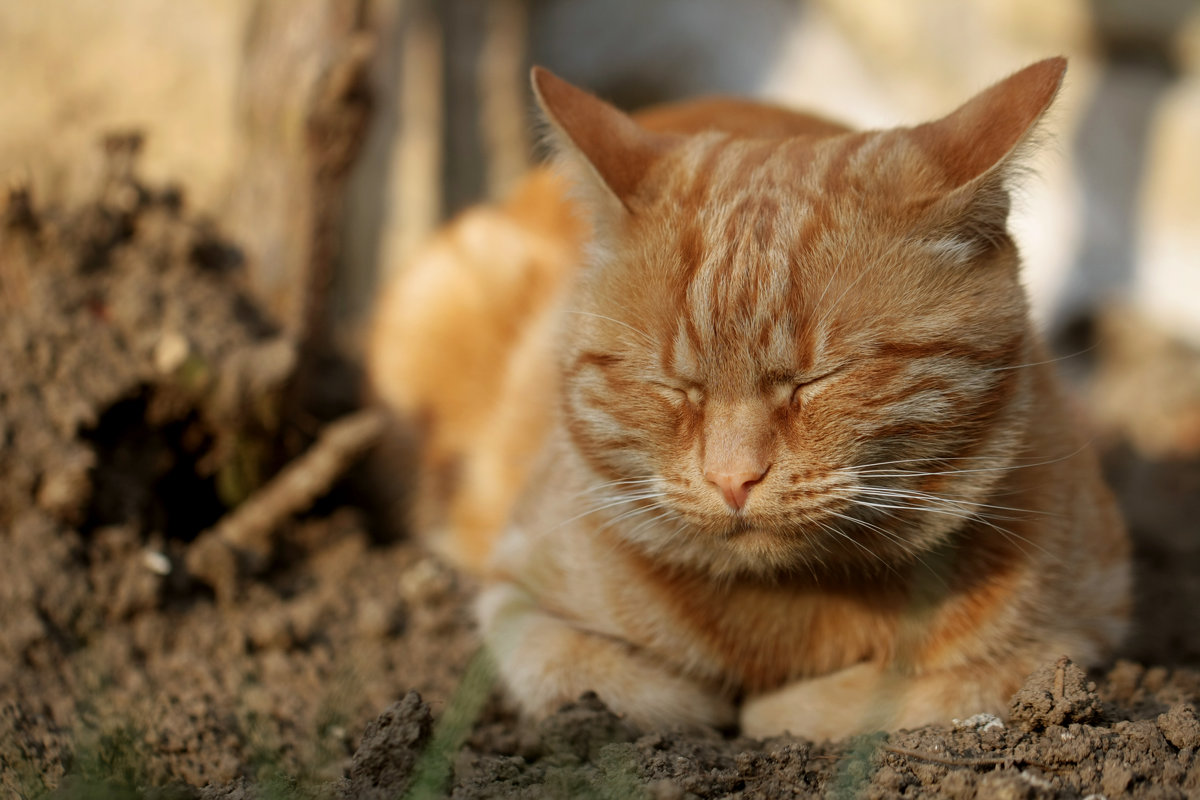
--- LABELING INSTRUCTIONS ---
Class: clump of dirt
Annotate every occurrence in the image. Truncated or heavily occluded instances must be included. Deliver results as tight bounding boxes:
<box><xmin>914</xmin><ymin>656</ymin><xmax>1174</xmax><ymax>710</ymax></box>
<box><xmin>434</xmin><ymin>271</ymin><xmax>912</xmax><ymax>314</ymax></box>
<box><xmin>335</xmin><ymin>692</ymin><xmax>432</xmax><ymax>800</ymax></box>
<box><xmin>2</xmin><ymin>141</ymin><xmax>1200</xmax><ymax>799</ymax></box>
<box><xmin>1009</xmin><ymin>656</ymin><xmax>1103</xmax><ymax>731</ymax></box>
<box><xmin>1158</xmin><ymin>704</ymin><xmax>1200</xmax><ymax>751</ymax></box>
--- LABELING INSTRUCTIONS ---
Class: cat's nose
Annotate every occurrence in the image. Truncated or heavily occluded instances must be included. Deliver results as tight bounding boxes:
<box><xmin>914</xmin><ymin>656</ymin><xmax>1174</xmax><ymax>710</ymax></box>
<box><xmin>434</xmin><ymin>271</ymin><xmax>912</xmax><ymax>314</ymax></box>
<box><xmin>705</xmin><ymin>468</ymin><xmax>767</xmax><ymax>511</ymax></box>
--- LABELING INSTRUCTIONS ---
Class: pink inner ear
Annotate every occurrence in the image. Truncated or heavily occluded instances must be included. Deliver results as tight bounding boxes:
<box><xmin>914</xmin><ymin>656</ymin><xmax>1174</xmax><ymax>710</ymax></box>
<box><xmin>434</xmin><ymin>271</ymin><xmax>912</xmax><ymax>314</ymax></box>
<box><xmin>531</xmin><ymin>66</ymin><xmax>678</xmax><ymax>208</ymax></box>
<box><xmin>910</xmin><ymin>57</ymin><xmax>1067</xmax><ymax>189</ymax></box>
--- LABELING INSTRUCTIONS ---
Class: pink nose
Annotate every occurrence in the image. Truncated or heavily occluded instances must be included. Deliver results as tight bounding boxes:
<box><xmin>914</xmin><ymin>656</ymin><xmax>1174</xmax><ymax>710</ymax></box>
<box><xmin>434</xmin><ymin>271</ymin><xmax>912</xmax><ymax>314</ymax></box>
<box><xmin>705</xmin><ymin>468</ymin><xmax>767</xmax><ymax>511</ymax></box>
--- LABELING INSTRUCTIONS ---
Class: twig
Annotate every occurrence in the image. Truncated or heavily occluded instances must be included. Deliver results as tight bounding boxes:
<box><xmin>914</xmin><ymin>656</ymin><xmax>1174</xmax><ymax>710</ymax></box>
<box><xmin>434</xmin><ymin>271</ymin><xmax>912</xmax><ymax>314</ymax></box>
<box><xmin>883</xmin><ymin>744</ymin><xmax>1055</xmax><ymax>773</ymax></box>
<box><xmin>216</xmin><ymin>407</ymin><xmax>385</xmax><ymax>554</ymax></box>
<box><xmin>186</xmin><ymin>407</ymin><xmax>386</xmax><ymax>601</ymax></box>
<box><xmin>1053</xmin><ymin>655</ymin><xmax>1067</xmax><ymax>704</ymax></box>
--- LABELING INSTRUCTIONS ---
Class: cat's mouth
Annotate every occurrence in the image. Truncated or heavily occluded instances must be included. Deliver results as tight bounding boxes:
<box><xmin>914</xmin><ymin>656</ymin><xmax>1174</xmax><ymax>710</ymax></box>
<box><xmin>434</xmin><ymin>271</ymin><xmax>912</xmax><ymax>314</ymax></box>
<box><xmin>713</xmin><ymin>516</ymin><xmax>819</xmax><ymax>568</ymax></box>
<box><xmin>717</xmin><ymin>514</ymin><xmax>785</xmax><ymax>542</ymax></box>
<box><xmin>721</xmin><ymin>516</ymin><xmax>754</xmax><ymax>534</ymax></box>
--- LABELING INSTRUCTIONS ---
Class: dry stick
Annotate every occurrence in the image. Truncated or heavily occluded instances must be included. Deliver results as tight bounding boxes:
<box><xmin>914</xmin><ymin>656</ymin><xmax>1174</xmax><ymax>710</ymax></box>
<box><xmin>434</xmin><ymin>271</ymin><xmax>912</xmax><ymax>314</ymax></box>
<box><xmin>186</xmin><ymin>408</ymin><xmax>386</xmax><ymax>602</ymax></box>
<box><xmin>883</xmin><ymin>744</ymin><xmax>1056</xmax><ymax>773</ymax></box>
<box><xmin>215</xmin><ymin>408</ymin><xmax>386</xmax><ymax>555</ymax></box>
<box><xmin>1053</xmin><ymin>655</ymin><xmax>1067</xmax><ymax>703</ymax></box>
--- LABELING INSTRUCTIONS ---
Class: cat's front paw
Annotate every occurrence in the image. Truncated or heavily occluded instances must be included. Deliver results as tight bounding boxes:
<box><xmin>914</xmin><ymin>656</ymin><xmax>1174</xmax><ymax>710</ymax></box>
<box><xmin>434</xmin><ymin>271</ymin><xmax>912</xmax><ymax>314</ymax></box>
<box><xmin>479</xmin><ymin>582</ymin><xmax>735</xmax><ymax>731</ymax></box>
<box><xmin>739</xmin><ymin>662</ymin><xmax>894</xmax><ymax>741</ymax></box>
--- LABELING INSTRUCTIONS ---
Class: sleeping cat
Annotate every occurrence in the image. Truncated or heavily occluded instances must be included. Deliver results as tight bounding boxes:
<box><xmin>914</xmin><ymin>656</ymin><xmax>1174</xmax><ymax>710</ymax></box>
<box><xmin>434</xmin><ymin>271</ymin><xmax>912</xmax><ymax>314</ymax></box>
<box><xmin>366</xmin><ymin>58</ymin><xmax>1131</xmax><ymax>740</ymax></box>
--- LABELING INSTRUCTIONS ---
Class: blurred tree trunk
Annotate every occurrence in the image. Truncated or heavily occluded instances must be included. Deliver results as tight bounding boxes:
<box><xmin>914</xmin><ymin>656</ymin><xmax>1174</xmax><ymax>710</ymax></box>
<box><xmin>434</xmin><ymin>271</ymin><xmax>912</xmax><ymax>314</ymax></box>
<box><xmin>336</xmin><ymin>0</ymin><xmax>530</xmax><ymax>340</ymax></box>
<box><xmin>228</xmin><ymin>0</ymin><xmax>372</xmax><ymax>336</ymax></box>
<box><xmin>438</xmin><ymin>0</ymin><xmax>489</xmax><ymax>218</ymax></box>
<box><xmin>227</xmin><ymin>0</ymin><xmax>374</xmax><ymax>417</ymax></box>
<box><xmin>337</xmin><ymin>0</ymin><xmax>443</xmax><ymax>328</ymax></box>
<box><xmin>438</xmin><ymin>0</ymin><xmax>531</xmax><ymax>216</ymax></box>
<box><xmin>227</xmin><ymin>0</ymin><xmax>531</xmax><ymax>366</ymax></box>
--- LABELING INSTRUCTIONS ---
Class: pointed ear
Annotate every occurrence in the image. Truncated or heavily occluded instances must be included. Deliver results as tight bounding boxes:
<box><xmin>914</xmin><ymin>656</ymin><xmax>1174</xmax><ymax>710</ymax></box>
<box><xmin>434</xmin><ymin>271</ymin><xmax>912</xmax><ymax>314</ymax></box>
<box><xmin>911</xmin><ymin>57</ymin><xmax>1066</xmax><ymax>253</ymax></box>
<box><xmin>531</xmin><ymin>67</ymin><xmax>679</xmax><ymax>213</ymax></box>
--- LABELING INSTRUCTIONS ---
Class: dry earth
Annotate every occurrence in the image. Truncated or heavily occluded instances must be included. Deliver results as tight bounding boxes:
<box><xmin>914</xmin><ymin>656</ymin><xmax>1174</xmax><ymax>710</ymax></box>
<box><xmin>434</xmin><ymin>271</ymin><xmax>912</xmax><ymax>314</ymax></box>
<box><xmin>1</xmin><ymin>155</ymin><xmax>1199</xmax><ymax>799</ymax></box>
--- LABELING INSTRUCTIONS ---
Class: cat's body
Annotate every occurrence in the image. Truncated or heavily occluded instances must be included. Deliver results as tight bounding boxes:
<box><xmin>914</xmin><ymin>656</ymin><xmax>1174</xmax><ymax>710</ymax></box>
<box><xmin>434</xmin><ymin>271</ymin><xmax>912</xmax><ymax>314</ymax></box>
<box><xmin>367</xmin><ymin>59</ymin><xmax>1130</xmax><ymax>739</ymax></box>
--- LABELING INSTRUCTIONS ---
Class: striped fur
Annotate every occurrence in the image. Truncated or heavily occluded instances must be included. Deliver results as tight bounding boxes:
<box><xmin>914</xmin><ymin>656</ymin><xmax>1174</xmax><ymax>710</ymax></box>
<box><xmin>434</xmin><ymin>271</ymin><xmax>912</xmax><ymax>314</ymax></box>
<box><xmin>367</xmin><ymin>59</ymin><xmax>1130</xmax><ymax>740</ymax></box>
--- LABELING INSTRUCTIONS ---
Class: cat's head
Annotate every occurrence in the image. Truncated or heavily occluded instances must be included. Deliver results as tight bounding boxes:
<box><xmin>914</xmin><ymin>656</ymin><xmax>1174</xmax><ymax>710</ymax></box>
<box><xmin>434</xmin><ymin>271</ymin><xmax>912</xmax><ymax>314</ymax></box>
<box><xmin>534</xmin><ymin>60</ymin><xmax>1065</xmax><ymax>576</ymax></box>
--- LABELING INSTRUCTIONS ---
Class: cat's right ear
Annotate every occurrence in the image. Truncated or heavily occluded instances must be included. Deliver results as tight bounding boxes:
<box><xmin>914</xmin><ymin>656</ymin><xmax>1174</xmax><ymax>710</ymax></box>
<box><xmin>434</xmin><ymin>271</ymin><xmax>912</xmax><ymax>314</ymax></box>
<box><xmin>908</xmin><ymin>58</ymin><xmax>1067</xmax><ymax>257</ymax></box>
<box><xmin>531</xmin><ymin>67</ymin><xmax>679</xmax><ymax>215</ymax></box>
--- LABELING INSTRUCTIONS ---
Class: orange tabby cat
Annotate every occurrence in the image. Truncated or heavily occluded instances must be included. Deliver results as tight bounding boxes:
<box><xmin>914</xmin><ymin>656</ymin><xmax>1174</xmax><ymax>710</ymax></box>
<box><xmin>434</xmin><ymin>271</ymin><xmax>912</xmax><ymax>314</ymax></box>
<box><xmin>367</xmin><ymin>58</ymin><xmax>1131</xmax><ymax>740</ymax></box>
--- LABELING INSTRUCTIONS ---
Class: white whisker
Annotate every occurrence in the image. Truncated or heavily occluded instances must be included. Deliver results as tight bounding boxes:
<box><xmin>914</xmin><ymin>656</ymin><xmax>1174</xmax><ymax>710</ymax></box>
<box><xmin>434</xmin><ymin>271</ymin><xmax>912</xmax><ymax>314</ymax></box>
<box><xmin>600</xmin><ymin>502</ymin><xmax>668</xmax><ymax>529</ymax></box>
<box><xmin>563</xmin><ymin>309</ymin><xmax>654</xmax><ymax>346</ymax></box>
<box><xmin>821</xmin><ymin>510</ymin><xmax>905</xmax><ymax>561</ymax></box>
<box><xmin>982</xmin><ymin>344</ymin><xmax>1096</xmax><ymax>373</ymax></box>
<box><xmin>850</xmin><ymin>454</ymin><xmax>1018</xmax><ymax>470</ymax></box>
<box><xmin>552</xmin><ymin>491</ymin><xmax>666</xmax><ymax>530</ymax></box>
<box><xmin>568</xmin><ymin>477</ymin><xmax>661</xmax><ymax>502</ymax></box>
<box><xmin>854</xmin><ymin>443</ymin><xmax>1091</xmax><ymax>480</ymax></box>
<box><xmin>844</xmin><ymin>485</ymin><xmax>1052</xmax><ymax>518</ymax></box>
<box><xmin>625</xmin><ymin>508</ymin><xmax>677</xmax><ymax>539</ymax></box>
<box><xmin>829</xmin><ymin>486</ymin><xmax>1050</xmax><ymax>557</ymax></box>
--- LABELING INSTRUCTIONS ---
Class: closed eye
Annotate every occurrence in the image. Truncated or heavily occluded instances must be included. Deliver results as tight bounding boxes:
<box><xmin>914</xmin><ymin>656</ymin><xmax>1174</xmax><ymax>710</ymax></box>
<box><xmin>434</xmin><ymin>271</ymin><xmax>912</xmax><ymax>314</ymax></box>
<box><xmin>790</xmin><ymin>367</ymin><xmax>842</xmax><ymax>403</ymax></box>
<box><xmin>653</xmin><ymin>381</ymin><xmax>703</xmax><ymax>407</ymax></box>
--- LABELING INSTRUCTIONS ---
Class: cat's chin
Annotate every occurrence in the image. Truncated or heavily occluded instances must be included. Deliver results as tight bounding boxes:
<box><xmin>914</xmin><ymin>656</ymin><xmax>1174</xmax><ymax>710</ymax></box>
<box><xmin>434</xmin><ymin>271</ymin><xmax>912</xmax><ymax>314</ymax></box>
<box><xmin>722</xmin><ymin>523</ymin><xmax>793</xmax><ymax>555</ymax></box>
<box><xmin>684</xmin><ymin>517</ymin><xmax>820</xmax><ymax>576</ymax></box>
<box><xmin>604</xmin><ymin>510</ymin><xmax>811</xmax><ymax>577</ymax></box>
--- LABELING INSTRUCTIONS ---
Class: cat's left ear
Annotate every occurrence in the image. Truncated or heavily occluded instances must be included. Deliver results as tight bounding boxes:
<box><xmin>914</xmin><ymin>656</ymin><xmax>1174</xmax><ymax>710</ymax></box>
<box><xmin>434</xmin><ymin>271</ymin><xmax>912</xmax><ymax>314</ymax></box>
<box><xmin>531</xmin><ymin>67</ymin><xmax>680</xmax><ymax>216</ymax></box>
<box><xmin>910</xmin><ymin>57</ymin><xmax>1067</xmax><ymax>253</ymax></box>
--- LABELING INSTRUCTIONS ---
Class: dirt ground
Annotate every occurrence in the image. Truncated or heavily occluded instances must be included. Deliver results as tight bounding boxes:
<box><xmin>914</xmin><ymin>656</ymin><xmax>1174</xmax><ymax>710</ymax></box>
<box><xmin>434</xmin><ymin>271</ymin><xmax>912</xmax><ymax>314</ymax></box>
<box><xmin>2</xmin><ymin>156</ymin><xmax>1200</xmax><ymax>799</ymax></box>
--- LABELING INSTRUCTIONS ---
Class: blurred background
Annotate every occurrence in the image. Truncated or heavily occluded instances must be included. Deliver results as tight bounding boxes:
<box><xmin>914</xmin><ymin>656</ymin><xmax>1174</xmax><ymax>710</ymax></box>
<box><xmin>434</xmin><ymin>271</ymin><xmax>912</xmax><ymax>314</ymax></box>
<box><xmin>3</xmin><ymin>0</ymin><xmax>1198</xmax><ymax>347</ymax></box>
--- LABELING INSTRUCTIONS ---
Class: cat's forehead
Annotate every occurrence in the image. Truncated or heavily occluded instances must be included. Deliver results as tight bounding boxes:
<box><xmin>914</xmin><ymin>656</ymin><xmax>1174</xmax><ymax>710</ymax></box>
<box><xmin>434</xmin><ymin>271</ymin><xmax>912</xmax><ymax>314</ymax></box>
<box><xmin>627</xmin><ymin>132</ymin><xmax>931</xmax><ymax>383</ymax></box>
<box><xmin>651</xmin><ymin>132</ymin><xmax>920</xmax><ymax>281</ymax></box>
<box><xmin>664</xmin><ymin>130</ymin><xmax>896</xmax><ymax>209</ymax></box>
<box><xmin>653</xmin><ymin>133</ymin><xmax>886</xmax><ymax>313</ymax></box>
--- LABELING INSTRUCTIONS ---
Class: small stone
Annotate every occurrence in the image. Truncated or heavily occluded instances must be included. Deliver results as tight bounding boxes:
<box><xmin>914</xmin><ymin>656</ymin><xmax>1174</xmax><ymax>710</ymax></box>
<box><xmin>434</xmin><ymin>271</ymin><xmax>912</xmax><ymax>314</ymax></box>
<box><xmin>979</xmin><ymin>769</ymin><xmax>1036</xmax><ymax>800</ymax></box>
<box><xmin>246</xmin><ymin>610</ymin><xmax>292</xmax><ymax>651</ymax></box>
<box><xmin>155</xmin><ymin>331</ymin><xmax>190</xmax><ymax>373</ymax></box>
<box><xmin>954</xmin><ymin>712</ymin><xmax>1005</xmax><ymax>732</ymax></box>
<box><xmin>143</xmin><ymin>549</ymin><xmax>172</xmax><ymax>576</ymax></box>
<box><xmin>1018</xmin><ymin>770</ymin><xmax>1053</xmax><ymax>791</ymax></box>
<box><xmin>35</xmin><ymin>447</ymin><xmax>95</xmax><ymax>522</ymax></box>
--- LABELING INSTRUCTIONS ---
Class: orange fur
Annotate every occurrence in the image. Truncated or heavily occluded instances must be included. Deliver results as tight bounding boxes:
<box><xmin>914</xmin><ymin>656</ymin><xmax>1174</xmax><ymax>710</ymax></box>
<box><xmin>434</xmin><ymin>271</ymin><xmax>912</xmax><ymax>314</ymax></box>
<box><xmin>366</xmin><ymin>168</ymin><xmax>587</xmax><ymax>570</ymax></box>
<box><xmin>367</xmin><ymin>58</ymin><xmax>1130</xmax><ymax>739</ymax></box>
